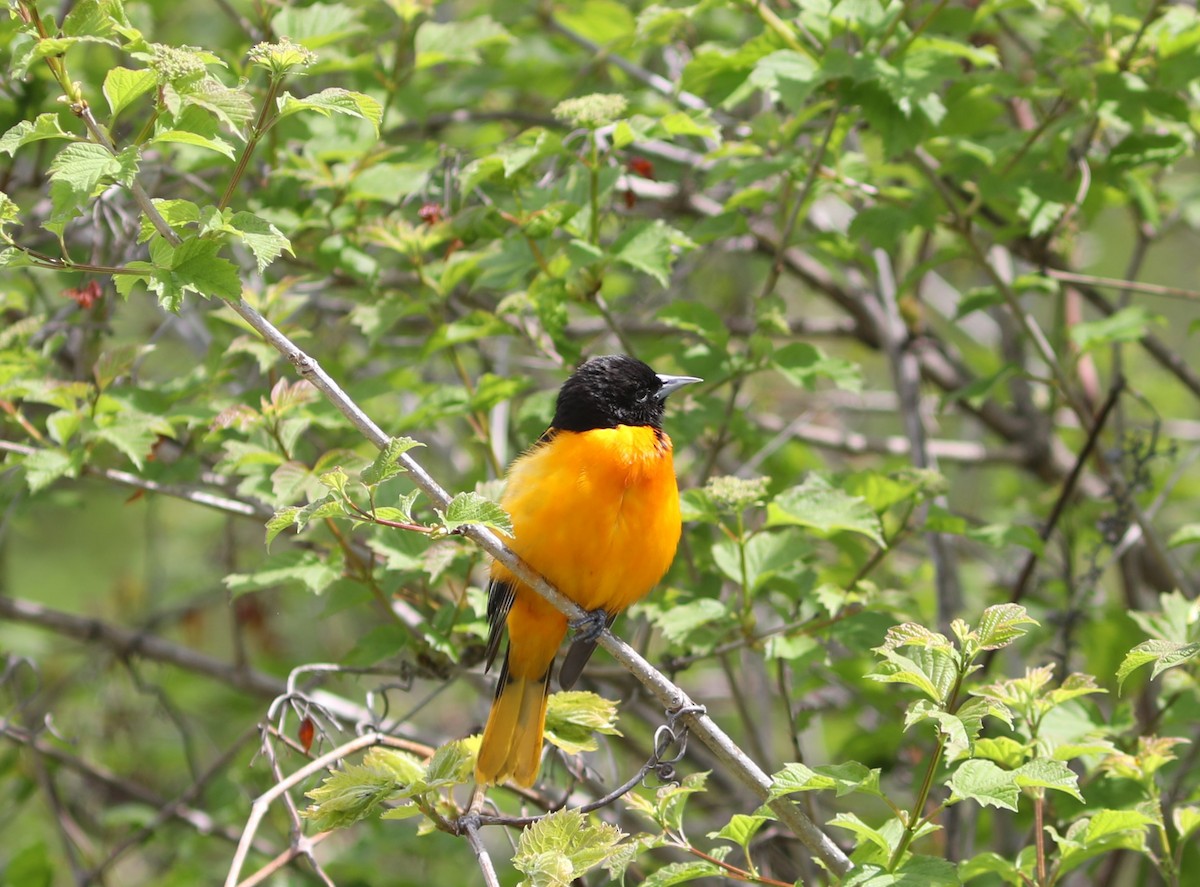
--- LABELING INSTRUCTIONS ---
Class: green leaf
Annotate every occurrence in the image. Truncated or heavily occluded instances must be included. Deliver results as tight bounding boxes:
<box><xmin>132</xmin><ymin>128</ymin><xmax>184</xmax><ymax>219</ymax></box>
<box><xmin>277</xmin><ymin>89</ymin><xmax>383</xmax><ymax>132</ymax></box>
<box><xmin>1167</xmin><ymin>523</ymin><xmax>1200</xmax><ymax>549</ymax></box>
<box><xmin>1013</xmin><ymin>759</ymin><xmax>1083</xmax><ymax>801</ymax></box>
<box><xmin>868</xmin><ymin>646</ymin><xmax>958</xmax><ymax>703</ymax></box>
<box><xmin>1070</xmin><ymin>306</ymin><xmax>1159</xmax><ymax>352</ymax></box>
<box><xmin>421</xmin><ymin>740</ymin><xmax>473</xmax><ymax>789</ymax></box>
<box><xmin>91</xmin><ymin>416</ymin><xmax>158</xmax><ymax>470</ymax></box>
<box><xmin>658</xmin><ymin>110</ymin><xmax>722</xmax><ymax>145</ymax></box>
<box><xmin>766</xmin><ymin>475</ymin><xmax>885</xmax><ymax>546</ymax></box>
<box><xmin>973</xmin><ymin>736</ymin><xmax>1028</xmax><ymax>770</ymax></box>
<box><xmin>414</xmin><ymin>16</ymin><xmax>512</xmax><ymax>68</ymax></box>
<box><xmin>1117</xmin><ymin>639</ymin><xmax>1200</xmax><ymax>689</ymax></box>
<box><xmin>829</xmin><ymin>812</ymin><xmax>895</xmax><ymax>856</ymax></box>
<box><xmin>224</xmin><ymin>549</ymin><xmax>341</xmax><ymax>596</ymax></box>
<box><xmin>226</xmin><ymin>211</ymin><xmax>293</xmax><ymax>271</ymax></box>
<box><xmin>0</xmin><ymin>114</ymin><xmax>75</xmax><ymax>156</ymax></box>
<box><xmin>842</xmin><ymin>855</ymin><xmax>959</xmax><ymax>886</ymax></box>
<box><xmin>974</xmin><ymin>603</ymin><xmax>1038</xmax><ymax>651</ymax></box>
<box><xmin>265</xmin><ymin>506</ymin><xmax>301</xmax><ymax>547</ymax></box>
<box><xmin>708</xmin><ymin>814</ymin><xmax>770</xmax><ymax>854</ymax></box>
<box><xmin>361</xmin><ymin>437</ymin><xmax>425</xmax><ymax>487</ymax></box>
<box><xmin>48</xmin><ymin>143</ymin><xmax>140</xmax><ymax>218</ymax></box>
<box><xmin>611</xmin><ymin>220</ymin><xmax>693</xmax><ymax>287</ymax></box>
<box><xmin>171</xmin><ymin>77</ymin><xmax>255</xmax><ymax>132</ymax></box>
<box><xmin>712</xmin><ymin>529</ymin><xmax>806</xmax><ymax>593</ymax></box>
<box><xmin>947</xmin><ymin>759</ymin><xmax>1019</xmax><ymax>811</ymax></box>
<box><xmin>750</xmin><ymin>50</ymin><xmax>823</xmax><ymax>109</ymax></box>
<box><xmin>22</xmin><ymin>447</ymin><xmax>83</xmax><ymax>493</ymax></box>
<box><xmin>656</xmin><ymin>302</ymin><xmax>729</xmax><ymax>348</ymax></box>
<box><xmin>149</xmin><ymin>130</ymin><xmax>236</xmax><ymax>160</ymax></box>
<box><xmin>148</xmin><ymin>237</ymin><xmax>243</xmax><ymax>309</ymax></box>
<box><xmin>648</xmin><ymin>597</ymin><xmax>726</xmax><ymax>646</ymax></box>
<box><xmin>1173</xmin><ymin>805</ymin><xmax>1200</xmax><ymax>842</ymax></box>
<box><xmin>512</xmin><ymin>808</ymin><xmax>624</xmax><ymax>887</ymax></box>
<box><xmin>271</xmin><ymin>2</ymin><xmax>364</xmax><ymax>49</ymax></box>
<box><xmin>639</xmin><ymin>861</ymin><xmax>723</xmax><ymax>887</ymax></box>
<box><xmin>302</xmin><ymin>754</ymin><xmax>401</xmax><ymax>831</ymax></box>
<box><xmin>772</xmin><ymin>341</ymin><xmax>863</xmax><ymax>392</ymax></box>
<box><xmin>439</xmin><ymin>491</ymin><xmax>511</xmax><ymax>534</ymax></box>
<box><xmin>768</xmin><ymin>761</ymin><xmax>883</xmax><ymax>800</ymax></box>
<box><xmin>543</xmin><ymin>691</ymin><xmax>621</xmax><ymax>755</ymax></box>
<box><xmin>104</xmin><ymin>67</ymin><xmax>157</xmax><ymax>118</ymax></box>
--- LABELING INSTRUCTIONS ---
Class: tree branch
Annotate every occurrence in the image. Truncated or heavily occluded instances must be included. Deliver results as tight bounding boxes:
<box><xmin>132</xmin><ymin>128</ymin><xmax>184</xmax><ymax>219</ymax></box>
<box><xmin>0</xmin><ymin>595</ymin><xmax>370</xmax><ymax>725</ymax></box>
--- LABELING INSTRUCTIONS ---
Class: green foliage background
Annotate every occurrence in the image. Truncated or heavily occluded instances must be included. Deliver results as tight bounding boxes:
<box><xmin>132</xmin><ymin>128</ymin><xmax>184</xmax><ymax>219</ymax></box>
<box><xmin>2</xmin><ymin>0</ymin><xmax>1200</xmax><ymax>885</ymax></box>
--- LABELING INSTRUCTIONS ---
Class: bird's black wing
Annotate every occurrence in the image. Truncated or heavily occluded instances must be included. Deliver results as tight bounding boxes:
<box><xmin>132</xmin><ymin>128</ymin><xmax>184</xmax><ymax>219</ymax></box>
<box><xmin>484</xmin><ymin>577</ymin><xmax>516</xmax><ymax>672</ymax></box>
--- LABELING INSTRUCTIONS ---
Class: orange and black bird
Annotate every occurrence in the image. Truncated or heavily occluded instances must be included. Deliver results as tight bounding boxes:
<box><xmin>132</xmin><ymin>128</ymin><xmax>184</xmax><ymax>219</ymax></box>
<box><xmin>475</xmin><ymin>354</ymin><xmax>701</xmax><ymax>787</ymax></box>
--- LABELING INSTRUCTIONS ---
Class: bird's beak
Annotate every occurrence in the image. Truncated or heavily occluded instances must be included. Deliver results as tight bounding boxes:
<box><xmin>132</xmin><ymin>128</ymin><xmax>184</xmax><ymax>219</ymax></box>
<box><xmin>655</xmin><ymin>373</ymin><xmax>703</xmax><ymax>401</ymax></box>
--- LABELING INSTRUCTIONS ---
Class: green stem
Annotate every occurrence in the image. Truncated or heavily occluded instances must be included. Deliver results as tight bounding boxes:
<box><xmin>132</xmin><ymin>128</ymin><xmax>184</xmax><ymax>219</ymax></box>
<box><xmin>588</xmin><ymin>131</ymin><xmax>600</xmax><ymax>246</ymax></box>
<box><xmin>888</xmin><ymin>731</ymin><xmax>947</xmax><ymax>869</ymax></box>
<box><xmin>1034</xmin><ymin>794</ymin><xmax>1047</xmax><ymax>885</ymax></box>
<box><xmin>218</xmin><ymin>76</ymin><xmax>283</xmax><ymax>210</ymax></box>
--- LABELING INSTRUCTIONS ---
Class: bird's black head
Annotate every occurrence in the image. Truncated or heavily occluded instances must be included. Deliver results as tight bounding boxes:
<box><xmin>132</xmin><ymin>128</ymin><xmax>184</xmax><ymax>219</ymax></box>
<box><xmin>551</xmin><ymin>355</ymin><xmax>701</xmax><ymax>432</ymax></box>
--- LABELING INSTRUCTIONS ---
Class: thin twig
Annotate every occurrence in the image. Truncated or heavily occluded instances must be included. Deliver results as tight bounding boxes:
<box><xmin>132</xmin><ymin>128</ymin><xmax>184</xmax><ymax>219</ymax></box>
<box><xmin>0</xmin><ymin>440</ymin><xmax>272</xmax><ymax>519</ymax></box>
<box><xmin>224</xmin><ymin>732</ymin><xmax>397</xmax><ymax>887</ymax></box>
<box><xmin>0</xmin><ymin>595</ymin><xmax>370</xmax><ymax>724</ymax></box>
<box><xmin>462</xmin><ymin>816</ymin><xmax>502</xmax><ymax>887</ymax></box>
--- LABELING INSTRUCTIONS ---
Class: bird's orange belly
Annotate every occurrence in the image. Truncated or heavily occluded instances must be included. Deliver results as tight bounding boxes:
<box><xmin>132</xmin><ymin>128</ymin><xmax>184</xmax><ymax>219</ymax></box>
<box><xmin>492</xmin><ymin>425</ymin><xmax>682</xmax><ymax>615</ymax></box>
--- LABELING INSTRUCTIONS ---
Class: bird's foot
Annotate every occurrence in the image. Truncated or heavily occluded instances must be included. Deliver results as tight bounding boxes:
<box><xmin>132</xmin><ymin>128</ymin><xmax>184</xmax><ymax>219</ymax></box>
<box><xmin>570</xmin><ymin>607</ymin><xmax>611</xmax><ymax>642</ymax></box>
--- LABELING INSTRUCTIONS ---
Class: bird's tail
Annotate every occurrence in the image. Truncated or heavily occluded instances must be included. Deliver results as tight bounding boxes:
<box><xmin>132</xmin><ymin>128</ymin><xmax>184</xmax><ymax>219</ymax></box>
<box><xmin>474</xmin><ymin>656</ymin><xmax>552</xmax><ymax>787</ymax></box>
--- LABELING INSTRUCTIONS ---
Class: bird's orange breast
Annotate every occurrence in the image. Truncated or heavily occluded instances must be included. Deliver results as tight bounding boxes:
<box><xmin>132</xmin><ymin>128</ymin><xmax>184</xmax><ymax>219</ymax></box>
<box><xmin>491</xmin><ymin>424</ymin><xmax>682</xmax><ymax>615</ymax></box>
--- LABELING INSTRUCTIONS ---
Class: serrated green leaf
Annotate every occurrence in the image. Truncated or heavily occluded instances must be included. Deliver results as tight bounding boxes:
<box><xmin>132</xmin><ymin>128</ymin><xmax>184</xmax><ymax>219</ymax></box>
<box><xmin>768</xmin><ymin>761</ymin><xmax>883</xmax><ymax>800</ymax></box>
<box><xmin>421</xmin><ymin>740</ymin><xmax>473</xmax><ymax>789</ymax></box>
<box><xmin>513</xmin><ymin>808</ymin><xmax>624</xmax><ymax>887</ymax></box>
<box><xmin>276</xmin><ymin>89</ymin><xmax>383</xmax><ymax>132</ymax></box>
<box><xmin>48</xmin><ymin>143</ymin><xmax>139</xmax><ymax>217</ymax></box>
<box><xmin>975</xmin><ymin>603</ymin><xmax>1037</xmax><ymax>651</ymax></box>
<box><xmin>766</xmin><ymin>475</ymin><xmax>885</xmax><ymax>546</ymax></box>
<box><xmin>439</xmin><ymin>491</ymin><xmax>511</xmax><ymax>533</ymax></box>
<box><xmin>708</xmin><ymin>814</ymin><xmax>770</xmax><ymax>853</ymax></box>
<box><xmin>772</xmin><ymin>341</ymin><xmax>863</xmax><ymax>392</ymax></box>
<box><xmin>104</xmin><ymin>66</ymin><xmax>157</xmax><ymax>118</ymax></box>
<box><xmin>0</xmin><ymin>114</ymin><xmax>75</xmax><ymax>156</ymax></box>
<box><xmin>1013</xmin><ymin>759</ymin><xmax>1083</xmax><ymax>801</ymax></box>
<box><xmin>22</xmin><ymin>447</ymin><xmax>83</xmax><ymax>493</ymax></box>
<box><xmin>1117</xmin><ymin>639</ymin><xmax>1200</xmax><ymax>689</ymax></box>
<box><xmin>161</xmin><ymin>237</ymin><xmax>243</xmax><ymax>303</ymax></box>
<box><xmin>543</xmin><ymin>691</ymin><xmax>621</xmax><ymax>754</ymax></box>
<box><xmin>362</xmin><ymin>436</ymin><xmax>425</xmax><ymax>486</ymax></box>
<box><xmin>611</xmin><ymin>220</ymin><xmax>693</xmax><ymax>287</ymax></box>
<box><xmin>302</xmin><ymin>754</ymin><xmax>401</xmax><ymax>831</ymax></box>
<box><xmin>868</xmin><ymin>646</ymin><xmax>957</xmax><ymax>703</ymax></box>
<box><xmin>265</xmin><ymin>506</ymin><xmax>301</xmax><ymax>547</ymax></box>
<box><xmin>947</xmin><ymin>759</ymin><xmax>1019</xmax><ymax>811</ymax></box>
<box><xmin>750</xmin><ymin>49</ymin><xmax>822</xmax><ymax>109</ymax></box>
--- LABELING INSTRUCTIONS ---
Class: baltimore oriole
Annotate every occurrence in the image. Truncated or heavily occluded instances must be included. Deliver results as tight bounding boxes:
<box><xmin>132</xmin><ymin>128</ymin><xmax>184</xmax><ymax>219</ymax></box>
<box><xmin>475</xmin><ymin>354</ymin><xmax>701</xmax><ymax>787</ymax></box>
